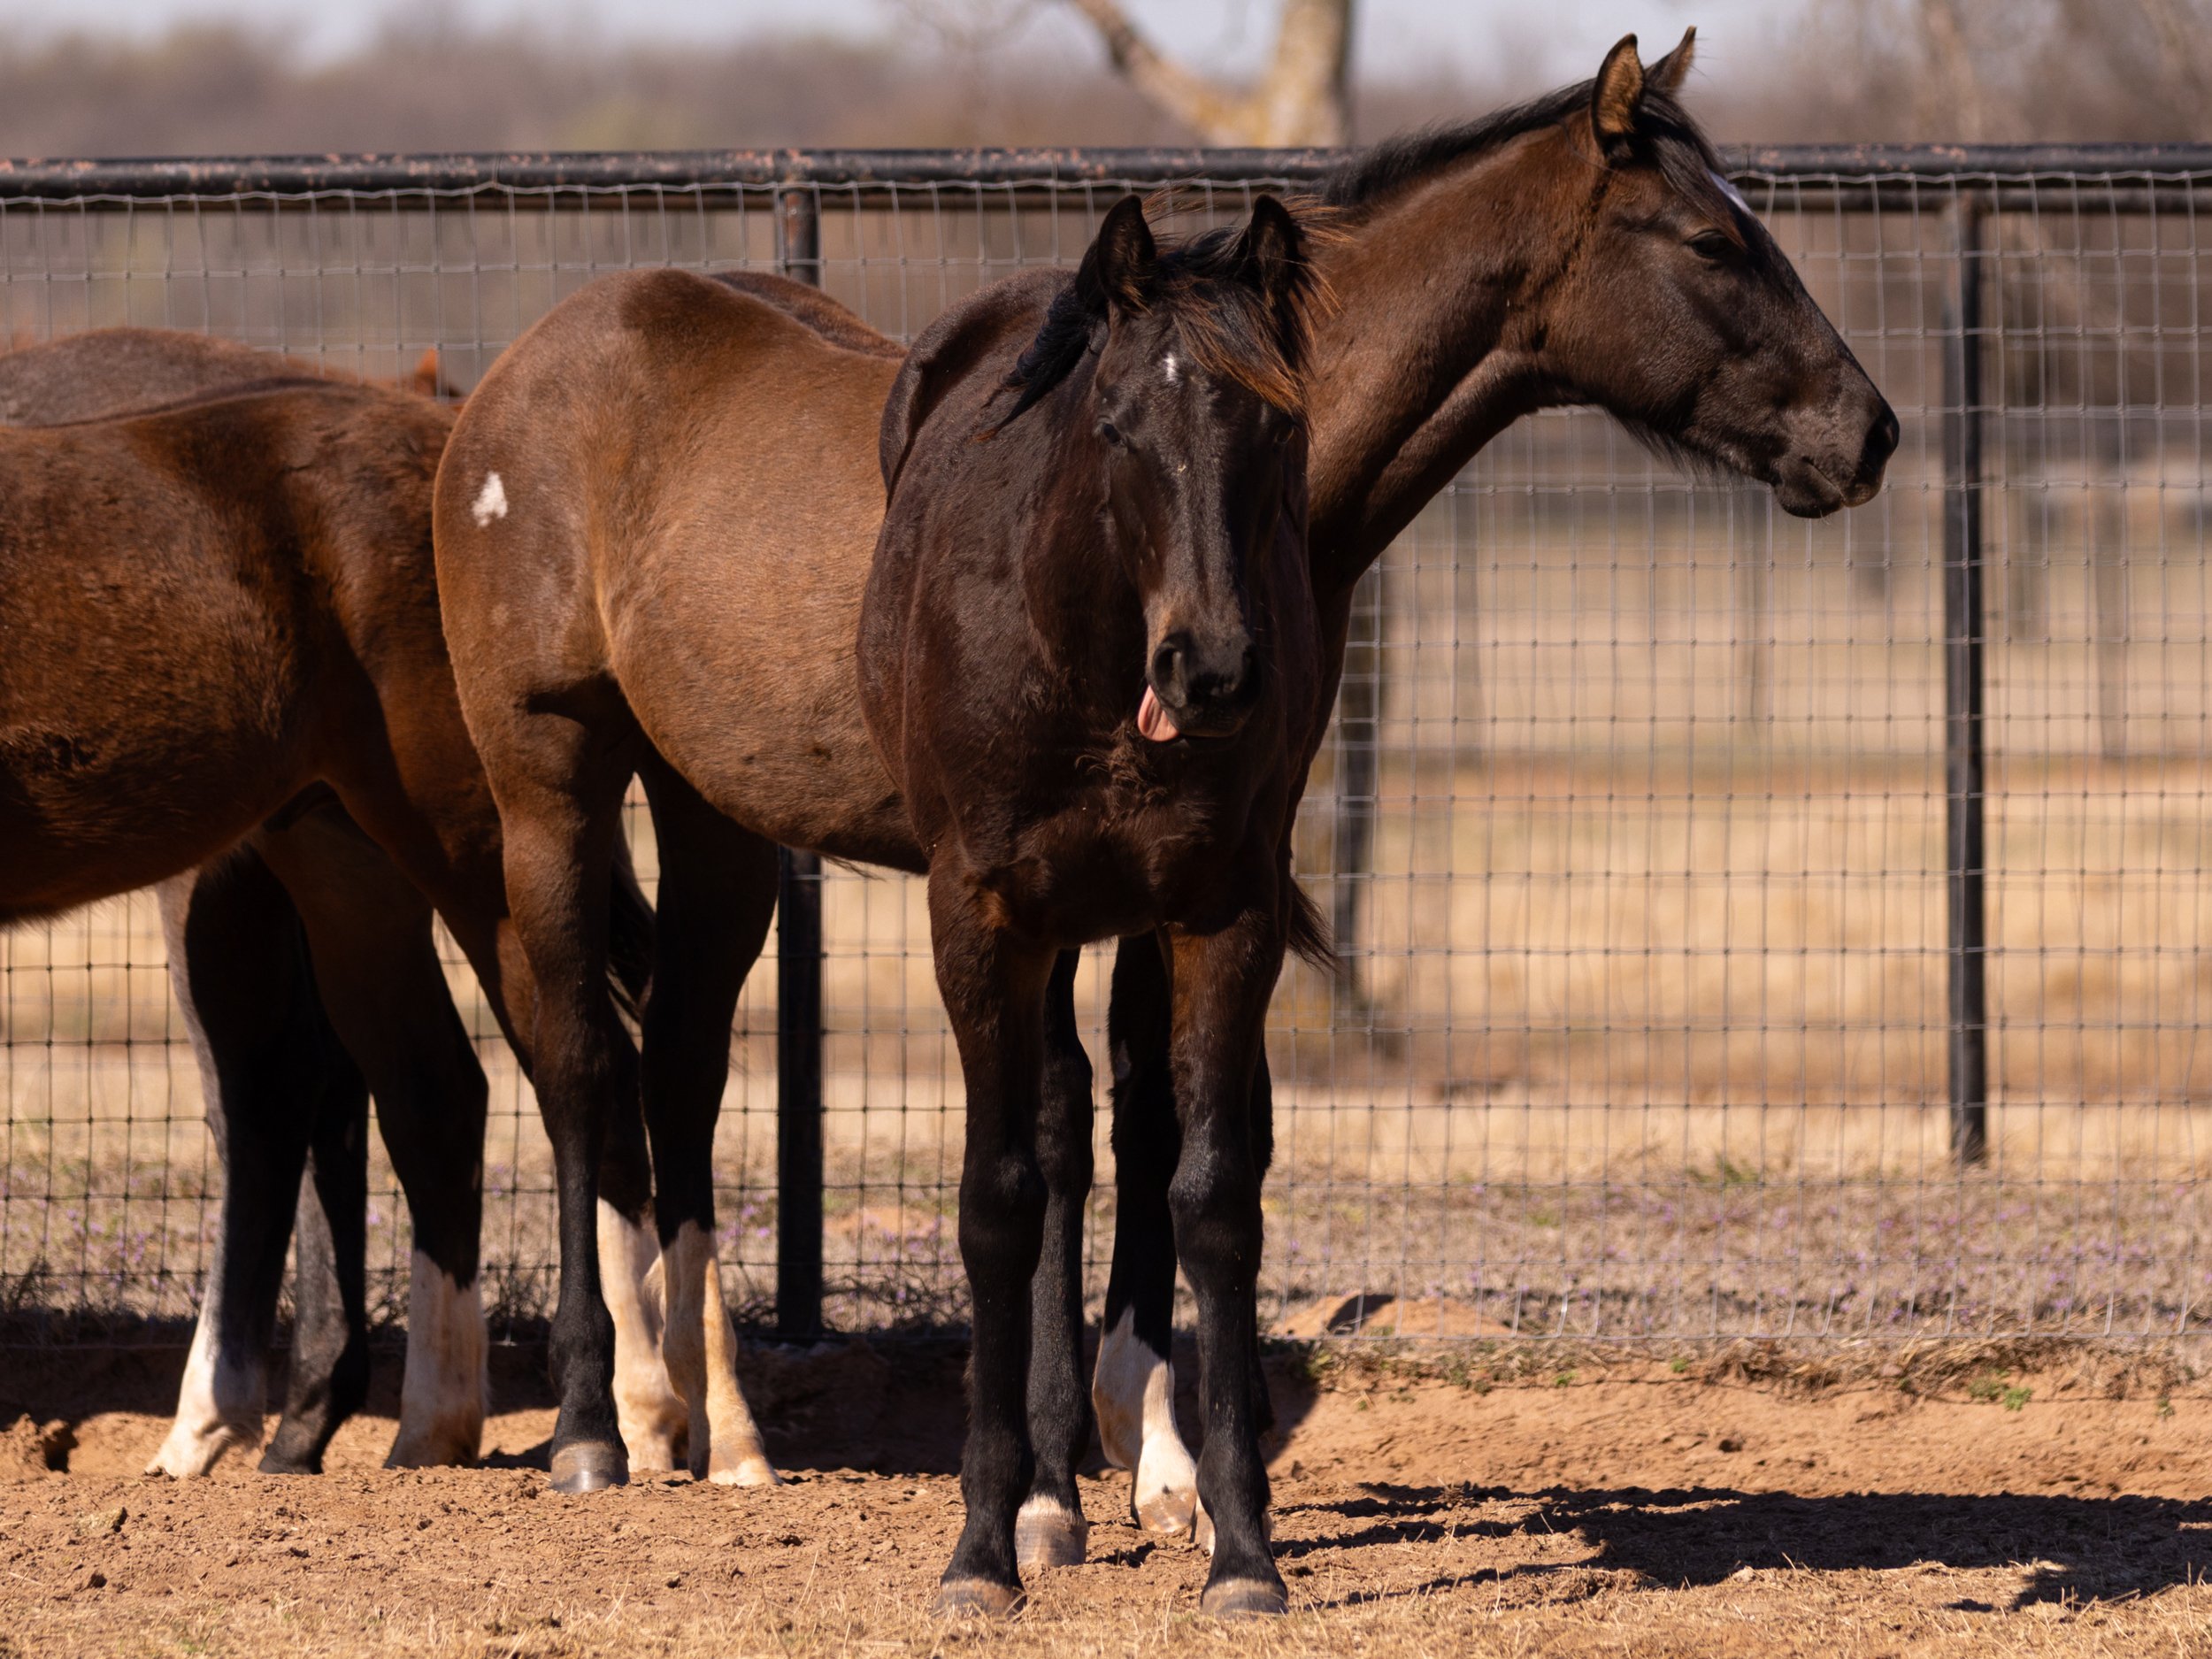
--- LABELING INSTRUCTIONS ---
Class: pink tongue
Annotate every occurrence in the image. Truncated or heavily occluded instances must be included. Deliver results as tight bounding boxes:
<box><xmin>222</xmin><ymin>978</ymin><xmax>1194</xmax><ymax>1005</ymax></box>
<box><xmin>1137</xmin><ymin>685</ymin><xmax>1180</xmax><ymax>742</ymax></box>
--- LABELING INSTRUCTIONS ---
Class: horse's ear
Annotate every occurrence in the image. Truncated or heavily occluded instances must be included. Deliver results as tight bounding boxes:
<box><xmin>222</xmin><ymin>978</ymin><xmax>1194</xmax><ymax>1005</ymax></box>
<box><xmin>1647</xmin><ymin>27</ymin><xmax>1695</xmax><ymax>98</ymax></box>
<box><xmin>1233</xmin><ymin>195</ymin><xmax>1305</xmax><ymax>310</ymax></box>
<box><xmin>409</xmin><ymin>348</ymin><xmax>442</xmax><ymax>397</ymax></box>
<box><xmin>1233</xmin><ymin>195</ymin><xmax>1310</xmax><ymax>350</ymax></box>
<box><xmin>1082</xmin><ymin>195</ymin><xmax>1156</xmax><ymax>312</ymax></box>
<box><xmin>1591</xmin><ymin>34</ymin><xmax>1645</xmax><ymax>150</ymax></box>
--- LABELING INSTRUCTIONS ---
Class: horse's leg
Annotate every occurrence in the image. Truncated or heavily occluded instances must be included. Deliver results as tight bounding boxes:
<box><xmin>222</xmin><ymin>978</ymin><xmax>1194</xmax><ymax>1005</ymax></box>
<box><xmin>634</xmin><ymin>760</ymin><xmax>777</xmax><ymax>1486</ymax></box>
<box><xmin>930</xmin><ymin>866</ymin><xmax>1054</xmax><ymax>1617</ymax></box>
<box><xmin>252</xmin><ymin>804</ymin><xmax>492</xmax><ymax>1469</ymax></box>
<box><xmin>1016</xmin><ymin>949</ymin><xmax>1094</xmax><ymax>1569</ymax></box>
<box><xmin>265</xmin><ymin>1044</ymin><xmax>373</xmax><ymax>1475</ymax></box>
<box><xmin>1167</xmin><ymin>910</ymin><xmax>1287</xmax><ymax>1617</ymax></box>
<box><xmin>1092</xmin><ymin>935</ymin><xmax>1202</xmax><ymax>1538</ymax></box>
<box><xmin>595</xmin><ymin>1069</ymin><xmax>687</xmax><ymax>1475</ymax></box>
<box><xmin>147</xmin><ymin>852</ymin><xmax>353</xmax><ymax>1477</ymax></box>
<box><xmin>478</xmin><ymin>707</ymin><xmax>640</xmax><ymax>1493</ymax></box>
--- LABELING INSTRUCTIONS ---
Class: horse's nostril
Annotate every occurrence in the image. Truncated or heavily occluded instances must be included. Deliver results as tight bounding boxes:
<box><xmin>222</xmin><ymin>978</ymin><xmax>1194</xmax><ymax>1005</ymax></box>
<box><xmin>1151</xmin><ymin>634</ymin><xmax>1192</xmax><ymax>695</ymax></box>
<box><xmin>1868</xmin><ymin>403</ymin><xmax>1901</xmax><ymax>464</ymax></box>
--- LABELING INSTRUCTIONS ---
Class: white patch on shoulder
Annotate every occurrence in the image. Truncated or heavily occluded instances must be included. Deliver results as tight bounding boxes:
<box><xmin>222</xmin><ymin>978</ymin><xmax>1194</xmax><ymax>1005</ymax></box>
<box><xmin>471</xmin><ymin>471</ymin><xmax>509</xmax><ymax>527</ymax></box>
<box><xmin>1163</xmin><ymin>352</ymin><xmax>1179</xmax><ymax>385</ymax></box>
<box><xmin>1709</xmin><ymin>169</ymin><xmax>1754</xmax><ymax>219</ymax></box>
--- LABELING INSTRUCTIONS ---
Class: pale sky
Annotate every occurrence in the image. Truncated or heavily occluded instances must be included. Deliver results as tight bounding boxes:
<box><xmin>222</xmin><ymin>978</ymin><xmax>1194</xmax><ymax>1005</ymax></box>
<box><xmin>0</xmin><ymin>0</ymin><xmax>1794</xmax><ymax>85</ymax></box>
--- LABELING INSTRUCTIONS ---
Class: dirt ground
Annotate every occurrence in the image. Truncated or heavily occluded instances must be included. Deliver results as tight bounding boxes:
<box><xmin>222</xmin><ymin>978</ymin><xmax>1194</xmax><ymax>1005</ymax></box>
<box><xmin>2</xmin><ymin>1340</ymin><xmax>2209</xmax><ymax>1658</ymax></box>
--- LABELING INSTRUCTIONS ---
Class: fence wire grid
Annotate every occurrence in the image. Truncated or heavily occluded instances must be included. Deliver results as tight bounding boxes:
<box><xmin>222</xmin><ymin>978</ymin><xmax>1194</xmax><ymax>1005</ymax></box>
<box><xmin>2</xmin><ymin>148</ymin><xmax>2209</xmax><ymax>1349</ymax></box>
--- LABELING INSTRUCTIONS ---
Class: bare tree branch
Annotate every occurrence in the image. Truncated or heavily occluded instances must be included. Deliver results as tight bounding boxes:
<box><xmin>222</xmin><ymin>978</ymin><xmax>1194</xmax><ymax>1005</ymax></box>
<box><xmin>1064</xmin><ymin>0</ymin><xmax>1251</xmax><ymax>139</ymax></box>
<box><xmin>1061</xmin><ymin>0</ymin><xmax>1352</xmax><ymax>146</ymax></box>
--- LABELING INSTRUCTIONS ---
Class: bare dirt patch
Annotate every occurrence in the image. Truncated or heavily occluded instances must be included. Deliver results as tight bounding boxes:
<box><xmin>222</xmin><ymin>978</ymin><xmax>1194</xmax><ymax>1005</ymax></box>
<box><xmin>1</xmin><ymin>1340</ymin><xmax>2208</xmax><ymax>1657</ymax></box>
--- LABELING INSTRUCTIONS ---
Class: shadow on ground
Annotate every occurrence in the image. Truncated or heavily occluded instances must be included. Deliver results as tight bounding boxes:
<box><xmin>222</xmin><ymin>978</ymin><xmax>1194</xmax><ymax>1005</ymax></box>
<box><xmin>0</xmin><ymin>1325</ymin><xmax>1321</xmax><ymax>1482</ymax></box>
<box><xmin>1282</xmin><ymin>1480</ymin><xmax>2212</xmax><ymax>1610</ymax></box>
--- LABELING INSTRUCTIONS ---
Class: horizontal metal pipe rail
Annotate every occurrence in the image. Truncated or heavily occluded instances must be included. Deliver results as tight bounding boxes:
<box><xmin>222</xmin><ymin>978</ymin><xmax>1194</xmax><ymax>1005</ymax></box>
<box><xmin>0</xmin><ymin>144</ymin><xmax>2206</xmax><ymax>202</ymax></box>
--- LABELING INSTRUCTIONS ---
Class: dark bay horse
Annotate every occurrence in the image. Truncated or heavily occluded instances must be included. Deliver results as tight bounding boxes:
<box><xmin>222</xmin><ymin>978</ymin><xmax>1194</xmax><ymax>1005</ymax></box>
<box><xmin>860</xmin><ymin>195</ymin><xmax>1325</xmax><ymax>1615</ymax></box>
<box><xmin>0</xmin><ymin>348</ymin><xmax>672</xmax><ymax>1477</ymax></box>
<box><xmin>433</xmin><ymin>27</ymin><xmax>1894</xmax><ymax>1525</ymax></box>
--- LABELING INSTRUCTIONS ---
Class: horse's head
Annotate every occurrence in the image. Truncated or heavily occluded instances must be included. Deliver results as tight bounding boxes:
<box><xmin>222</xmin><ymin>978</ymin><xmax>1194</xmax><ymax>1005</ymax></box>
<box><xmin>1002</xmin><ymin>195</ymin><xmax>1317</xmax><ymax>742</ymax></box>
<box><xmin>1539</xmin><ymin>30</ymin><xmax>1897</xmax><ymax>516</ymax></box>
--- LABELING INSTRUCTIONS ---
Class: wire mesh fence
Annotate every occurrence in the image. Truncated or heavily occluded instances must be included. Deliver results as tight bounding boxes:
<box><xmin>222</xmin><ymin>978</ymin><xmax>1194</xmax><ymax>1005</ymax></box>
<box><xmin>1</xmin><ymin>148</ymin><xmax>2209</xmax><ymax>1348</ymax></box>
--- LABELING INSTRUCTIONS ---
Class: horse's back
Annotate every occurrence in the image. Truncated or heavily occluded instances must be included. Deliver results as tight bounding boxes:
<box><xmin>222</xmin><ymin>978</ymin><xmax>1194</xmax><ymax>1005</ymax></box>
<box><xmin>704</xmin><ymin>270</ymin><xmax>903</xmax><ymax>360</ymax></box>
<box><xmin>0</xmin><ymin>327</ymin><xmax>329</xmax><ymax>425</ymax></box>
<box><xmin>0</xmin><ymin>381</ymin><xmax>452</xmax><ymax>918</ymax></box>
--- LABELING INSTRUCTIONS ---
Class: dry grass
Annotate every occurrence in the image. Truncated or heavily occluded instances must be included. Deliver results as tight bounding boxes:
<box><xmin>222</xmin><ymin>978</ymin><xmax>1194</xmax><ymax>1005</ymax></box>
<box><xmin>8</xmin><ymin>1578</ymin><xmax>2211</xmax><ymax>1659</ymax></box>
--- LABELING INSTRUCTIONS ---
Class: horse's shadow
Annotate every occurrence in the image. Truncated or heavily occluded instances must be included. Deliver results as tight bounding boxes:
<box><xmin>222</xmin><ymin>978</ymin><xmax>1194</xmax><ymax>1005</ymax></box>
<box><xmin>1283</xmin><ymin>1481</ymin><xmax>2212</xmax><ymax>1610</ymax></box>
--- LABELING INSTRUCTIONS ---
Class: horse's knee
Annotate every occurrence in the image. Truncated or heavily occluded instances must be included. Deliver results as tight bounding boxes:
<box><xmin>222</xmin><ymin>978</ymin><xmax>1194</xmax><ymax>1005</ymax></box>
<box><xmin>959</xmin><ymin>1155</ymin><xmax>1047</xmax><ymax>1264</ymax></box>
<box><xmin>1168</xmin><ymin>1148</ymin><xmax>1260</xmax><ymax>1282</ymax></box>
<box><xmin>1033</xmin><ymin>1120</ymin><xmax>1093</xmax><ymax>1201</ymax></box>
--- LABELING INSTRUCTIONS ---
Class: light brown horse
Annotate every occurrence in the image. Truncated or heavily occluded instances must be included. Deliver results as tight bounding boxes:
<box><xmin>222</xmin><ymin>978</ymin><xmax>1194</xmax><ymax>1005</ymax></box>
<box><xmin>434</xmin><ymin>29</ymin><xmax>1894</xmax><ymax>1554</ymax></box>
<box><xmin>0</xmin><ymin>341</ymin><xmax>678</xmax><ymax>1479</ymax></box>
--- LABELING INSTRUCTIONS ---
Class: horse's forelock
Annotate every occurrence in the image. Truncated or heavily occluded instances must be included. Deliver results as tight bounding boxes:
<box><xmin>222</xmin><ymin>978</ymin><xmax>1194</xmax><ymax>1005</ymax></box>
<box><xmin>995</xmin><ymin>202</ymin><xmax>1333</xmax><ymax>429</ymax></box>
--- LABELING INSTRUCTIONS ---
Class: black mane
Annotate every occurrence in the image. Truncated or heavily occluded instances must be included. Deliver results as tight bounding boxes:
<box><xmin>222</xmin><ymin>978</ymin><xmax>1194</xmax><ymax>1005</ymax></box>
<box><xmin>1323</xmin><ymin>79</ymin><xmax>1725</xmax><ymax>214</ymax></box>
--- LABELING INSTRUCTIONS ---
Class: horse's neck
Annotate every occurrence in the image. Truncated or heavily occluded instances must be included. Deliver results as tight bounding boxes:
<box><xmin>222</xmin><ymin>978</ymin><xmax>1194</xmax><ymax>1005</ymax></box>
<box><xmin>1021</xmin><ymin>504</ymin><xmax>1140</xmax><ymax>701</ymax></box>
<box><xmin>1304</xmin><ymin>134</ymin><xmax>1578</xmax><ymax>607</ymax></box>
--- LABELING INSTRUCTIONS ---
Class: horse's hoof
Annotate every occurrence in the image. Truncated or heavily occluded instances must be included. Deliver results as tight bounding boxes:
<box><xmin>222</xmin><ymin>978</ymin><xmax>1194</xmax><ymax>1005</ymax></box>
<box><xmin>931</xmin><ymin>1578</ymin><xmax>1024</xmax><ymax>1619</ymax></box>
<box><xmin>706</xmin><ymin>1453</ymin><xmax>780</xmax><ymax>1488</ymax></box>
<box><xmin>1200</xmin><ymin>1577</ymin><xmax>1287</xmax><ymax>1619</ymax></box>
<box><xmin>256</xmin><ymin>1448</ymin><xmax>323</xmax><ymax>1477</ymax></box>
<box><xmin>1015</xmin><ymin>1499</ymin><xmax>1088</xmax><ymax>1569</ymax></box>
<box><xmin>1134</xmin><ymin>1485</ymin><xmax>1197</xmax><ymax>1539</ymax></box>
<box><xmin>548</xmin><ymin>1441</ymin><xmax>630</xmax><ymax>1493</ymax></box>
<box><xmin>623</xmin><ymin>1434</ymin><xmax>681</xmax><ymax>1477</ymax></box>
<box><xmin>385</xmin><ymin>1428</ymin><xmax>480</xmax><ymax>1471</ymax></box>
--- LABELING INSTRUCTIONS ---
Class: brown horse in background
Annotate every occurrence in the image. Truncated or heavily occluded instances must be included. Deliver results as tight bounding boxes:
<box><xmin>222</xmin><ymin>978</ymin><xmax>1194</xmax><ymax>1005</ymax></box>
<box><xmin>0</xmin><ymin>346</ymin><xmax>666</xmax><ymax>1478</ymax></box>
<box><xmin>434</xmin><ymin>28</ymin><xmax>1894</xmax><ymax>1540</ymax></box>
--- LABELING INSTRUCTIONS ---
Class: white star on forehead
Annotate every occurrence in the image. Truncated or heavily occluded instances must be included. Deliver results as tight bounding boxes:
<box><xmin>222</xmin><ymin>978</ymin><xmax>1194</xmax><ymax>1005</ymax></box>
<box><xmin>1709</xmin><ymin>170</ymin><xmax>1754</xmax><ymax>218</ymax></box>
<box><xmin>1163</xmin><ymin>352</ymin><xmax>1179</xmax><ymax>384</ymax></box>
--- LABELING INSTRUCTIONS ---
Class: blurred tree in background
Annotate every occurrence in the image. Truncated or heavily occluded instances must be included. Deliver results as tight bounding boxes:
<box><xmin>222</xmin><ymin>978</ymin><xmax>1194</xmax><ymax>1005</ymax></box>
<box><xmin>0</xmin><ymin>0</ymin><xmax>2202</xmax><ymax>157</ymax></box>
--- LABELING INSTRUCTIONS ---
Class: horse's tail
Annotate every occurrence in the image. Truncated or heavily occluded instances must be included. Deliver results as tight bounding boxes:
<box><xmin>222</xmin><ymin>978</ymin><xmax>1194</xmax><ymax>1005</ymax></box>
<box><xmin>606</xmin><ymin>852</ymin><xmax>656</xmax><ymax>1023</ymax></box>
<box><xmin>1287</xmin><ymin>878</ymin><xmax>1337</xmax><ymax>976</ymax></box>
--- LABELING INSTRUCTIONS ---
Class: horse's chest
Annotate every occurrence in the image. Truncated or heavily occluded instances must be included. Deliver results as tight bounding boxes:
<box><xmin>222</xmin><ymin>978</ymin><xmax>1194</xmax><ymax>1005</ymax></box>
<box><xmin>972</xmin><ymin>781</ymin><xmax>1252</xmax><ymax>946</ymax></box>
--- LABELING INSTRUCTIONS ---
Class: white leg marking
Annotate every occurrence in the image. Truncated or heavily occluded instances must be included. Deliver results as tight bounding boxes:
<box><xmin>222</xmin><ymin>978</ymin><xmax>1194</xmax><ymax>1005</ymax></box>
<box><xmin>385</xmin><ymin>1250</ymin><xmax>486</xmax><ymax>1467</ymax></box>
<box><xmin>147</xmin><ymin>1297</ymin><xmax>264</xmax><ymax>1478</ymax></box>
<box><xmin>659</xmin><ymin>1219</ymin><xmax>776</xmax><ymax>1486</ymax></box>
<box><xmin>471</xmin><ymin>471</ymin><xmax>508</xmax><ymax>526</ymax></box>
<box><xmin>1092</xmin><ymin>1305</ymin><xmax>1200</xmax><ymax>1539</ymax></box>
<box><xmin>597</xmin><ymin>1200</ymin><xmax>687</xmax><ymax>1473</ymax></box>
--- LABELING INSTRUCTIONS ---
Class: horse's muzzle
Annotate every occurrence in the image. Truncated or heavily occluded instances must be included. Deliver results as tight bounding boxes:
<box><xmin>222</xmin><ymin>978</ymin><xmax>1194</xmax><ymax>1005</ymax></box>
<box><xmin>1147</xmin><ymin>632</ymin><xmax>1258</xmax><ymax>741</ymax></box>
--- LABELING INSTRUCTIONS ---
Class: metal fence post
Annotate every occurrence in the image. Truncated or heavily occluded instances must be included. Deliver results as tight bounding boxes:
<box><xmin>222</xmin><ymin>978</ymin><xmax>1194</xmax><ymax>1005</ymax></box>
<box><xmin>1331</xmin><ymin>565</ymin><xmax>1382</xmax><ymax>1009</ymax></box>
<box><xmin>1942</xmin><ymin>191</ymin><xmax>1990</xmax><ymax>1167</ymax></box>
<box><xmin>775</xmin><ymin>181</ymin><xmax>826</xmax><ymax>1336</ymax></box>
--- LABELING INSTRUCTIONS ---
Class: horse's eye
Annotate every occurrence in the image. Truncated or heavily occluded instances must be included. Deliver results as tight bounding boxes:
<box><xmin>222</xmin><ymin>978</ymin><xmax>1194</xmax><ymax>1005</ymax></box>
<box><xmin>1098</xmin><ymin>419</ymin><xmax>1124</xmax><ymax>447</ymax></box>
<box><xmin>1688</xmin><ymin>229</ymin><xmax>1735</xmax><ymax>262</ymax></box>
